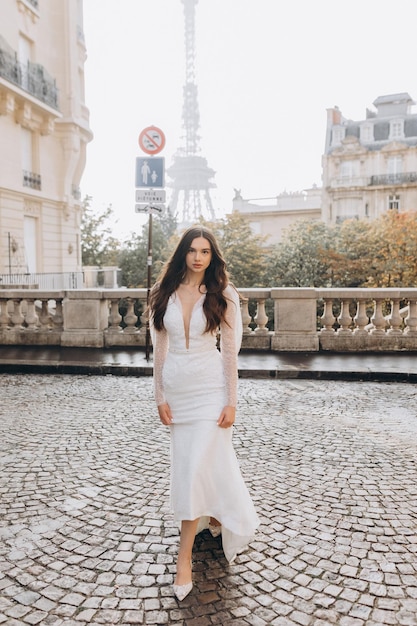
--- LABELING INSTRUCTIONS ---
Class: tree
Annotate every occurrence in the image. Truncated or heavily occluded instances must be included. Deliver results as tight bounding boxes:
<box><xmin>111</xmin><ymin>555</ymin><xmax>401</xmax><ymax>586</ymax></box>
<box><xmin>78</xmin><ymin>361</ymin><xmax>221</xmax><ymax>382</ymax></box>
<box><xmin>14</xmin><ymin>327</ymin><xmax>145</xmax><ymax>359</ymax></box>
<box><xmin>199</xmin><ymin>212</ymin><xmax>267</xmax><ymax>287</ymax></box>
<box><xmin>329</xmin><ymin>218</ymin><xmax>376</xmax><ymax>287</ymax></box>
<box><xmin>266</xmin><ymin>220</ymin><xmax>334</xmax><ymax>287</ymax></box>
<box><xmin>264</xmin><ymin>211</ymin><xmax>417</xmax><ymax>289</ymax></box>
<box><xmin>81</xmin><ymin>196</ymin><xmax>120</xmax><ymax>266</ymax></box>
<box><xmin>366</xmin><ymin>210</ymin><xmax>417</xmax><ymax>287</ymax></box>
<box><xmin>118</xmin><ymin>209</ymin><xmax>178</xmax><ymax>287</ymax></box>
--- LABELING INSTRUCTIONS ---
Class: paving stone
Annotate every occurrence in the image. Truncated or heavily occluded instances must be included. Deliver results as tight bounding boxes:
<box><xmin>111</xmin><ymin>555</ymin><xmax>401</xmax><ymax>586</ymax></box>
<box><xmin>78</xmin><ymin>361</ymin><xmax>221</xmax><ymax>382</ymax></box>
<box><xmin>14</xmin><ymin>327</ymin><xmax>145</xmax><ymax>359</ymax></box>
<box><xmin>1</xmin><ymin>374</ymin><xmax>417</xmax><ymax>625</ymax></box>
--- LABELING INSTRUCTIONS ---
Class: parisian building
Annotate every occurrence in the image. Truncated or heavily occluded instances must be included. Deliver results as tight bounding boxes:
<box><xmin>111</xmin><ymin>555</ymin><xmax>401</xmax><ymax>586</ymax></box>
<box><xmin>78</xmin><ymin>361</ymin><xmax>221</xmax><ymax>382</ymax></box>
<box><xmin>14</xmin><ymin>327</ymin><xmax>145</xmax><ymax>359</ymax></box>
<box><xmin>322</xmin><ymin>92</ymin><xmax>417</xmax><ymax>223</ymax></box>
<box><xmin>0</xmin><ymin>0</ymin><xmax>92</xmax><ymax>283</ymax></box>
<box><xmin>232</xmin><ymin>187</ymin><xmax>322</xmax><ymax>246</ymax></box>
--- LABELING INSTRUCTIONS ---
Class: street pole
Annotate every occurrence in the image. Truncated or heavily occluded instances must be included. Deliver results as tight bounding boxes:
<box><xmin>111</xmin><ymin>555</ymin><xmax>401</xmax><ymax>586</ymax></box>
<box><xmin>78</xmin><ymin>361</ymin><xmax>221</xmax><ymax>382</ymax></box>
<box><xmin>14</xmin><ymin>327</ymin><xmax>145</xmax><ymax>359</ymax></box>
<box><xmin>145</xmin><ymin>210</ymin><xmax>153</xmax><ymax>362</ymax></box>
<box><xmin>8</xmin><ymin>232</ymin><xmax>11</xmax><ymax>276</ymax></box>
<box><xmin>136</xmin><ymin>125</ymin><xmax>166</xmax><ymax>363</ymax></box>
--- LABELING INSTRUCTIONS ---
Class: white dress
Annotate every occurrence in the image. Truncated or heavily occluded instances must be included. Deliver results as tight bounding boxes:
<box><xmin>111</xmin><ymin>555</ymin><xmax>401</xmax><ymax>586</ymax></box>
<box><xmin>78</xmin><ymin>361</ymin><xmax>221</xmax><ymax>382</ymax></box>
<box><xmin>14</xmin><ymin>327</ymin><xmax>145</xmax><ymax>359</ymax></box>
<box><xmin>152</xmin><ymin>284</ymin><xmax>259</xmax><ymax>562</ymax></box>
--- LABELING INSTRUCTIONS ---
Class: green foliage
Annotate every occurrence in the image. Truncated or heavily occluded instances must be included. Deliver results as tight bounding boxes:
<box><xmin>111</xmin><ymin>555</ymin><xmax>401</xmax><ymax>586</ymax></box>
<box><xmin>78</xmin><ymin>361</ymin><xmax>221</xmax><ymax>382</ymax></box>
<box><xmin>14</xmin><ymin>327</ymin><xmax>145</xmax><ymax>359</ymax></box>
<box><xmin>118</xmin><ymin>209</ymin><xmax>178</xmax><ymax>287</ymax></box>
<box><xmin>82</xmin><ymin>195</ymin><xmax>417</xmax><ymax>290</ymax></box>
<box><xmin>266</xmin><ymin>211</ymin><xmax>417</xmax><ymax>288</ymax></box>
<box><xmin>81</xmin><ymin>196</ymin><xmax>121</xmax><ymax>267</ymax></box>
<box><xmin>266</xmin><ymin>220</ymin><xmax>333</xmax><ymax>287</ymax></box>
<box><xmin>329</xmin><ymin>219</ymin><xmax>376</xmax><ymax>287</ymax></box>
<box><xmin>198</xmin><ymin>212</ymin><xmax>267</xmax><ymax>287</ymax></box>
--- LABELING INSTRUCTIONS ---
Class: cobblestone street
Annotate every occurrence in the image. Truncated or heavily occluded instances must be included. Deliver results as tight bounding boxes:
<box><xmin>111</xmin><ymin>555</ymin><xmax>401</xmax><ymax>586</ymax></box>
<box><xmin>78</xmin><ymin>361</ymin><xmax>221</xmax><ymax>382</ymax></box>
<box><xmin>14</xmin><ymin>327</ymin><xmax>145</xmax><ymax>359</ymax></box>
<box><xmin>1</xmin><ymin>374</ymin><xmax>417</xmax><ymax>626</ymax></box>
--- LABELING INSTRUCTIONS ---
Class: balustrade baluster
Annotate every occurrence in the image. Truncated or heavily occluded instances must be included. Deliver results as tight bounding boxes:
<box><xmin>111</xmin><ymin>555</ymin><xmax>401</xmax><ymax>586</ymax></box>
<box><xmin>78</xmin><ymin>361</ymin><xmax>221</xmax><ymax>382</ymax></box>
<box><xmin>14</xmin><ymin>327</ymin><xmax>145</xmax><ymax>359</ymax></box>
<box><xmin>123</xmin><ymin>298</ymin><xmax>138</xmax><ymax>333</ymax></box>
<box><xmin>337</xmin><ymin>299</ymin><xmax>352</xmax><ymax>334</ymax></box>
<box><xmin>108</xmin><ymin>298</ymin><xmax>122</xmax><ymax>333</ymax></box>
<box><xmin>241</xmin><ymin>299</ymin><xmax>252</xmax><ymax>335</ymax></box>
<box><xmin>353</xmin><ymin>299</ymin><xmax>369</xmax><ymax>335</ymax></box>
<box><xmin>39</xmin><ymin>300</ymin><xmax>51</xmax><ymax>329</ymax></box>
<box><xmin>405</xmin><ymin>299</ymin><xmax>417</xmax><ymax>334</ymax></box>
<box><xmin>0</xmin><ymin>299</ymin><xmax>11</xmax><ymax>329</ymax></box>
<box><xmin>387</xmin><ymin>299</ymin><xmax>402</xmax><ymax>335</ymax></box>
<box><xmin>254</xmin><ymin>299</ymin><xmax>268</xmax><ymax>334</ymax></box>
<box><xmin>370</xmin><ymin>299</ymin><xmax>386</xmax><ymax>334</ymax></box>
<box><xmin>25</xmin><ymin>298</ymin><xmax>39</xmax><ymax>330</ymax></box>
<box><xmin>320</xmin><ymin>298</ymin><xmax>335</xmax><ymax>334</ymax></box>
<box><xmin>11</xmin><ymin>299</ymin><xmax>25</xmax><ymax>329</ymax></box>
<box><xmin>139</xmin><ymin>299</ymin><xmax>148</xmax><ymax>334</ymax></box>
<box><xmin>52</xmin><ymin>299</ymin><xmax>64</xmax><ymax>329</ymax></box>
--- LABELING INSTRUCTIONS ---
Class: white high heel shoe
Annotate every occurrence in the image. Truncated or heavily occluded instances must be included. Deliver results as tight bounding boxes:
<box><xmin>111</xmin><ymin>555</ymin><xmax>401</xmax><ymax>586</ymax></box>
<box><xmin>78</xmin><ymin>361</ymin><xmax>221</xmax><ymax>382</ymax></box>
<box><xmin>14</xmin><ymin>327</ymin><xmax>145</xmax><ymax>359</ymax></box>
<box><xmin>208</xmin><ymin>522</ymin><xmax>222</xmax><ymax>538</ymax></box>
<box><xmin>173</xmin><ymin>560</ymin><xmax>193</xmax><ymax>601</ymax></box>
<box><xmin>173</xmin><ymin>580</ymin><xmax>193</xmax><ymax>601</ymax></box>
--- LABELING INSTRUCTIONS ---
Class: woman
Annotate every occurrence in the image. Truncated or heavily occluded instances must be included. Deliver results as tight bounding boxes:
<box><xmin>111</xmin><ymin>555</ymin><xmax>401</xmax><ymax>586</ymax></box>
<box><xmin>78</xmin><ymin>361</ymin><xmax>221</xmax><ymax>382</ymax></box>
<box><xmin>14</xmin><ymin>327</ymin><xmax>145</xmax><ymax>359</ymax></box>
<box><xmin>149</xmin><ymin>226</ymin><xmax>259</xmax><ymax>601</ymax></box>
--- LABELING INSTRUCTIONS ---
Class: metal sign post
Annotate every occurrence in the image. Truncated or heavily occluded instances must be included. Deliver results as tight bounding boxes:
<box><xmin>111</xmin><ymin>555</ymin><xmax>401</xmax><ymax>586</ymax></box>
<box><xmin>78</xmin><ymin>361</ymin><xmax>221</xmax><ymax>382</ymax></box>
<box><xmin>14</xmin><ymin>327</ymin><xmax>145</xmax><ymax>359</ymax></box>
<box><xmin>136</xmin><ymin>126</ymin><xmax>166</xmax><ymax>362</ymax></box>
<box><xmin>145</xmin><ymin>210</ymin><xmax>153</xmax><ymax>362</ymax></box>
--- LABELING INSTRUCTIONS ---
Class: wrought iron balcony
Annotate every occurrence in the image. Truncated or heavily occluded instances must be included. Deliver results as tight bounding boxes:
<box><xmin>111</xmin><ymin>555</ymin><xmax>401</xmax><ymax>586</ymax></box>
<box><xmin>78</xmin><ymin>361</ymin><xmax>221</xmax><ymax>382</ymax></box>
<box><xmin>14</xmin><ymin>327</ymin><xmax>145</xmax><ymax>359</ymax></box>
<box><xmin>0</xmin><ymin>45</ymin><xmax>58</xmax><ymax>110</ymax></box>
<box><xmin>370</xmin><ymin>172</ymin><xmax>417</xmax><ymax>186</ymax></box>
<box><xmin>23</xmin><ymin>170</ymin><xmax>41</xmax><ymax>190</ymax></box>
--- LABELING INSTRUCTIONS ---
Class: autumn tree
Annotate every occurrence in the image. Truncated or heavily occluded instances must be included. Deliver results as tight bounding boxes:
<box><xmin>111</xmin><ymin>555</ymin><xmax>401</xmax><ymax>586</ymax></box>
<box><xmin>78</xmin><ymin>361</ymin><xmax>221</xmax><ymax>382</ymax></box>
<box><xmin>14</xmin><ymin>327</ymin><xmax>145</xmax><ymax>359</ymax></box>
<box><xmin>366</xmin><ymin>210</ymin><xmax>417</xmax><ymax>287</ymax></box>
<box><xmin>329</xmin><ymin>218</ymin><xmax>376</xmax><ymax>287</ymax></box>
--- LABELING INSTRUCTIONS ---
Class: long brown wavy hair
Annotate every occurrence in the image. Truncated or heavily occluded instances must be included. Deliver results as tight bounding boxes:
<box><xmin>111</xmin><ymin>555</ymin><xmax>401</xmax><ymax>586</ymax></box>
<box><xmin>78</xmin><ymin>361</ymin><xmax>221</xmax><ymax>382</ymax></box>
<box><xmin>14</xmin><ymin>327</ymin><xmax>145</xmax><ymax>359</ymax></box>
<box><xmin>149</xmin><ymin>226</ymin><xmax>230</xmax><ymax>333</ymax></box>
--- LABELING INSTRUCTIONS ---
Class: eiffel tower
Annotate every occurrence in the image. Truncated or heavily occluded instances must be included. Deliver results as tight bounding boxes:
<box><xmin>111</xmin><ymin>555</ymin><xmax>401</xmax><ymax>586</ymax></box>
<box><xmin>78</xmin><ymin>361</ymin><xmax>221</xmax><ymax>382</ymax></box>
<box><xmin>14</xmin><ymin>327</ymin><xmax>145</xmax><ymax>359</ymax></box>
<box><xmin>167</xmin><ymin>0</ymin><xmax>216</xmax><ymax>226</ymax></box>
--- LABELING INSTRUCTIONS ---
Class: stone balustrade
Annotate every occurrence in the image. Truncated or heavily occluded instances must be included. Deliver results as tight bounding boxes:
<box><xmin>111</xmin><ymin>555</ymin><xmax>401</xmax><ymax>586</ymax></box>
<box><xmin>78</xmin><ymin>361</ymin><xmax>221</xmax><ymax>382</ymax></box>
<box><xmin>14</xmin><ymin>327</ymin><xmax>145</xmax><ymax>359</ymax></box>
<box><xmin>1</xmin><ymin>287</ymin><xmax>417</xmax><ymax>351</ymax></box>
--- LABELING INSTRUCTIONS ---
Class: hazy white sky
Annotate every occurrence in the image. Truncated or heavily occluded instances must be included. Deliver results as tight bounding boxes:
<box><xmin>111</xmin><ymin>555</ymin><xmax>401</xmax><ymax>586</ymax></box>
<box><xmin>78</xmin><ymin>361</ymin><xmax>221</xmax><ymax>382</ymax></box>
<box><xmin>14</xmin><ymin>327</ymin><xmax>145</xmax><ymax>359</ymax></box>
<box><xmin>82</xmin><ymin>0</ymin><xmax>417</xmax><ymax>238</ymax></box>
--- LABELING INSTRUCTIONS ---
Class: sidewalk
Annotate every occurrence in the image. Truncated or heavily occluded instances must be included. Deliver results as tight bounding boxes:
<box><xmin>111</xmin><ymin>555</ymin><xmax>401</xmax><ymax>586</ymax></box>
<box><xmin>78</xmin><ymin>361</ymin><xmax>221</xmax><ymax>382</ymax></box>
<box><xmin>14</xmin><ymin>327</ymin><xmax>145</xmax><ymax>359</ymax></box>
<box><xmin>1</xmin><ymin>374</ymin><xmax>417</xmax><ymax>625</ymax></box>
<box><xmin>1</xmin><ymin>345</ymin><xmax>417</xmax><ymax>381</ymax></box>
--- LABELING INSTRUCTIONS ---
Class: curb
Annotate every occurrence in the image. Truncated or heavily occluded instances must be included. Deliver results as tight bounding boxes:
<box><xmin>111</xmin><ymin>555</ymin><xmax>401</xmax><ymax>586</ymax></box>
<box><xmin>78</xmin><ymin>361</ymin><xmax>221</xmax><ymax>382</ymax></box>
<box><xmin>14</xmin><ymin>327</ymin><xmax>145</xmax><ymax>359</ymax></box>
<box><xmin>1</xmin><ymin>361</ymin><xmax>417</xmax><ymax>382</ymax></box>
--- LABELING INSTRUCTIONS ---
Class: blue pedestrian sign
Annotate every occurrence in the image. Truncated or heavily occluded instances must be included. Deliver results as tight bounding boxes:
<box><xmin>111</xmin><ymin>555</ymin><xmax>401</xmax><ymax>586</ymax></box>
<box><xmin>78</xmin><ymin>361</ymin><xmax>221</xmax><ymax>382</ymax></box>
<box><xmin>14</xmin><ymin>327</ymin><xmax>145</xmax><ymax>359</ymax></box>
<box><xmin>135</xmin><ymin>157</ymin><xmax>165</xmax><ymax>189</ymax></box>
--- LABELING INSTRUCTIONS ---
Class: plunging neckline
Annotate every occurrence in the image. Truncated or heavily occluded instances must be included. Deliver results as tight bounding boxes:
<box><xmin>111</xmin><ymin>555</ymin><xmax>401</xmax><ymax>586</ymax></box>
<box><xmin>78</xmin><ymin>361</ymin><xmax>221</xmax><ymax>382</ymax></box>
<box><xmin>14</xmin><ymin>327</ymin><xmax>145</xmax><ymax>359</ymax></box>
<box><xmin>175</xmin><ymin>291</ymin><xmax>205</xmax><ymax>350</ymax></box>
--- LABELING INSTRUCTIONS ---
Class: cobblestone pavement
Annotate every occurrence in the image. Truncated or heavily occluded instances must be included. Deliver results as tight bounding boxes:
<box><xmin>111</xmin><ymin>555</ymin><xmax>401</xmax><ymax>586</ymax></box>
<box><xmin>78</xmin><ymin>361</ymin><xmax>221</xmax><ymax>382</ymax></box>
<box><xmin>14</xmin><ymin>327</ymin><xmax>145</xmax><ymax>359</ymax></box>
<box><xmin>1</xmin><ymin>375</ymin><xmax>417</xmax><ymax>626</ymax></box>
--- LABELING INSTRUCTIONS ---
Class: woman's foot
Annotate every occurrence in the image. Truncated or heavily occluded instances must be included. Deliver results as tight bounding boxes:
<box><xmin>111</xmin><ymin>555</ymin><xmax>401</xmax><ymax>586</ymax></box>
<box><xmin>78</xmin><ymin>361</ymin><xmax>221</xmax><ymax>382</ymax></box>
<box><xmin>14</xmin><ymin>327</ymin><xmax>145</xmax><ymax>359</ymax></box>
<box><xmin>208</xmin><ymin>517</ymin><xmax>222</xmax><ymax>537</ymax></box>
<box><xmin>173</xmin><ymin>558</ymin><xmax>192</xmax><ymax>600</ymax></box>
<box><xmin>173</xmin><ymin>580</ymin><xmax>193</xmax><ymax>601</ymax></box>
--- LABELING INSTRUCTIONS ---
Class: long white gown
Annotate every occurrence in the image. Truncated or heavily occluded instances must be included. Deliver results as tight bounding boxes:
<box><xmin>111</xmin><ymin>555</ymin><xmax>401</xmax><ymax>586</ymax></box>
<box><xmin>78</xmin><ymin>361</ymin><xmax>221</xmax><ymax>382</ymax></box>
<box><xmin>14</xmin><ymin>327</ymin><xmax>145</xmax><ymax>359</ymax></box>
<box><xmin>152</xmin><ymin>284</ymin><xmax>259</xmax><ymax>562</ymax></box>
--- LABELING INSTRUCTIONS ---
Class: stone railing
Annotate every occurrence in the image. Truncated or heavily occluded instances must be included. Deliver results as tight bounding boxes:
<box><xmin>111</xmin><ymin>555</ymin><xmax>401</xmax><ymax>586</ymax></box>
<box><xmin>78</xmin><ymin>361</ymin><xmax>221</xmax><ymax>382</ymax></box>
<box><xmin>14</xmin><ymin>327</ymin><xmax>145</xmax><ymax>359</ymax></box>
<box><xmin>1</xmin><ymin>287</ymin><xmax>417</xmax><ymax>351</ymax></box>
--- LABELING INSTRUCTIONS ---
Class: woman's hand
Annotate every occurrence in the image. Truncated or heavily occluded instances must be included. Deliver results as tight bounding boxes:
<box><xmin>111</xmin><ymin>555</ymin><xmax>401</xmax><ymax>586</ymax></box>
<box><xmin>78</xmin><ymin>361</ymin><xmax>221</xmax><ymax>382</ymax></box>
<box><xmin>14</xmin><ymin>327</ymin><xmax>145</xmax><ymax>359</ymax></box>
<box><xmin>158</xmin><ymin>403</ymin><xmax>173</xmax><ymax>426</ymax></box>
<box><xmin>217</xmin><ymin>406</ymin><xmax>236</xmax><ymax>428</ymax></box>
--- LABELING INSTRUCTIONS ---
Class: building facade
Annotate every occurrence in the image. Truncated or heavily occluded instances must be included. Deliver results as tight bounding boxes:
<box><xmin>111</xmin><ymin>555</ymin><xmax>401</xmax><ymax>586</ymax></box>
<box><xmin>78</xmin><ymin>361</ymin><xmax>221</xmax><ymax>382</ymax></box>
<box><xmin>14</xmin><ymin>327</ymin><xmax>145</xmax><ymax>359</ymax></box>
<box><xmin>0</xmin><ymin>0</ymin><xmax>92</xmax><ymax>280</ymax></box>
<box><xmin>322</xmin><ymin>93</ymin><xmax>417</xmax><ymax>223</ymax></box>
<box><xmin>232</xmin><ymin>187</ymin><xmax>322</xmax><ymax>246</ymax></box>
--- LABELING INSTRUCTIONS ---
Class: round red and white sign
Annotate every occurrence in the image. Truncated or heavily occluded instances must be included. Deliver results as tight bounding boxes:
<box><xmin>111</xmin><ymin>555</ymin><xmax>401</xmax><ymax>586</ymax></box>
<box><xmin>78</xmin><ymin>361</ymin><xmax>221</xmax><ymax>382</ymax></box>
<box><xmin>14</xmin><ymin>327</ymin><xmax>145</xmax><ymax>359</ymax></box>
<box><xmin>138</xmin><ymin>126</ymin><xmax>166</xmax><ymax>155</ymax></box>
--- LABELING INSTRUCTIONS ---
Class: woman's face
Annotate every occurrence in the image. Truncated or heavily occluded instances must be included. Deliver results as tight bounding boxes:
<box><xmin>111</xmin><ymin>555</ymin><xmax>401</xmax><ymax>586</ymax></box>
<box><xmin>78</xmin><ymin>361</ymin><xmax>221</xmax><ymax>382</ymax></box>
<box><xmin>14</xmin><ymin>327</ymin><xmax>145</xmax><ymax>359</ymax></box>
<box><xmin>185</xmin><ymin>237</ymin><xmax>212</xmax><ymax>276</ymax></box>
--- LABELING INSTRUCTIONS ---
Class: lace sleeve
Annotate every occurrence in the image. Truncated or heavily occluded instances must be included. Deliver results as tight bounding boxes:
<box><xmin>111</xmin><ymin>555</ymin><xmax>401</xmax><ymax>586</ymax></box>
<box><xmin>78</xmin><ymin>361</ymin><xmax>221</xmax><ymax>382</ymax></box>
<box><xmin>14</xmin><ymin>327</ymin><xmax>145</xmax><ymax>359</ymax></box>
<box><xmin>220</xmin><ymin>285</ymin><xmax>242</xmax><ymax>407</ymax></box>
<box><xmin>151</xmin><ymin>324</ymin><xmax>169</xmax><ymax>406</ymax></box>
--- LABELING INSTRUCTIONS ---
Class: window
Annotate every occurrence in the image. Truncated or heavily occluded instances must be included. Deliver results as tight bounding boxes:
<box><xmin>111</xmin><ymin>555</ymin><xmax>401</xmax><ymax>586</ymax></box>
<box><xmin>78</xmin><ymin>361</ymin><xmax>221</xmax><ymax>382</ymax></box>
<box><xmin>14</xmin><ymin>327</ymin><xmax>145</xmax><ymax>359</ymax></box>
<box><xmin>387</xmin><ymin>156</ymin><xmax>403</xmax><ymax>175</ymax></box>
<box><xmin>22</xmin><ymin>127</ymin><xmax>41</xmax><ymax>189</ymax></box>
<box><xmin>388</xmin><ymin>195</ymin><xmax>400</xmax><ymax>211</ymax></box>
<box><xmin>18</xmin><ymin>34</ymin><xmax>32</xmax><ymax>91</ymax></box>
<box><xmin>332</xmin><ymin>127</ymin><xmax>346</xmax><ymax>146</ymax></box>
<box><xmin>335</xmin><ymin>197</ymin><xmax>360</xmax><ymax>220</ymax></box>
<box><xmin>340</xmin><ymin>160</ymin><xmax>359</xmax><ymax>179</ymax></box>
<box><xmin>360</xmin><ymin>124</ymin><xmax>373</xmax><ymax>143</ymax></box>
<box><xmin>389</xmin><ymin>120</ymin><xmax>404</xmax><ymax>140</ymax></box>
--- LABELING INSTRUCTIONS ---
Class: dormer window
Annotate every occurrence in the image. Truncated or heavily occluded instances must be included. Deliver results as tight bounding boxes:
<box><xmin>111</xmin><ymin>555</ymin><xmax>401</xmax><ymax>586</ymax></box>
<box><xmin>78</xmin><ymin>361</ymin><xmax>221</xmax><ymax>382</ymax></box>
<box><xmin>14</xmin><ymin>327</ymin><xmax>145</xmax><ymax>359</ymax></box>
<box><xmin>331</xmin><ymin>126</ymin><xmax>346</xmax><ymax>147</ymax></box>
<box><xmin>389</xmin><ymin>119</ymin><xmax>404</xmax><ymax>140</ymax></box>
<box><xmin>360</xmin><ymin>123</ymin><xmax>373</xmax><ymax>143</ymax></box>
